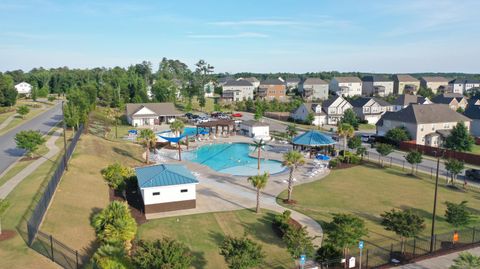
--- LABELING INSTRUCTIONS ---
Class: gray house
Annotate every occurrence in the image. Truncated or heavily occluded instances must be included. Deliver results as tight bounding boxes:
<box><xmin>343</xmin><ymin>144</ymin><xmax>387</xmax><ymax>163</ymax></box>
<box><xmin>464</xmin><ymin>99</ymin><xmax>480</xmax><ymax>137</ymax></box>
<box><xmin>350</xmin><ymin>97</ymin><xmax>393</xmax><ymax>124</ymax></box>
<box><xmin>299</xmin><ymin>78</ymin><xmax>329</xmax><ymax>101</ymax></box>
<box><xmin>362</xmin><ymin>75</ymin><xmax>394</xmax><ymax>97</ymax></box>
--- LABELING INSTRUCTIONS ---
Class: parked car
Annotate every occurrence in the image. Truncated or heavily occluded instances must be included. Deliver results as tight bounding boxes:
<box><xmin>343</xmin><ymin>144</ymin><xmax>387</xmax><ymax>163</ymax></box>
<box><xmin>185</xmin><ymin>113</ymin><xmax>193</xmax><ymax>119</ymax></box>
<box><xmin>465</xmin><ymin>169</ymin><xmax>480</xmax><ymax>181</ymax></box>
<box><xmin>361</xmin><ymin>134</ymin><xmax>377</xmax><ymax>143</ymax></box>
<box><xmin>231</xmin><ymin>113</ymin><xmax>242</xmax><ymax>117</ymax></box>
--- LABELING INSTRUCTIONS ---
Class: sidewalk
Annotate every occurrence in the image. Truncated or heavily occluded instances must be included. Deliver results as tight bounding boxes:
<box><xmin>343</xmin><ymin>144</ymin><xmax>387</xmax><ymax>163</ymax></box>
<box><xmin>0</xmin><ymin>129</ymin><xmax>63</xmax><ymax>199</ymax></box>
<box><xmin>398</xmin><ymin>246</ymin><xmax>480</xmax><ymax>269</ymax></box>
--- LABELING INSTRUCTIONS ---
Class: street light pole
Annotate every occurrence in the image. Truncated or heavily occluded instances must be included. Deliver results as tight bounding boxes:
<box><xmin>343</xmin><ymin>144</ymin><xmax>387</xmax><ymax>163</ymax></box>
<box><xmin>61</xmin><ymin>101</ymin><xmax>68</xmax><ymax>171</ymax></box>
<box><xmin>429</xmin><ymin>153</ymin><xmax>441</xmax><ymax>252</ymax></box>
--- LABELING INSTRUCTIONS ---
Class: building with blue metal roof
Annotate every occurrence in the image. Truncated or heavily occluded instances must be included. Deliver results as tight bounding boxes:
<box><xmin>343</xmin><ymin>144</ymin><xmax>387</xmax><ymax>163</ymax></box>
<box><xmin>292</xmin><ymin>130</ymin><xmax>336</xmax><ymax>158</ymax></box>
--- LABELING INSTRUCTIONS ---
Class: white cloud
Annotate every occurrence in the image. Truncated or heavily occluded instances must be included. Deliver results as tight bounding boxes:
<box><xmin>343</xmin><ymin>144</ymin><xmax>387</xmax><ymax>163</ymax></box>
<box><xmin>186</xmin><ymin>32</ymin><xmax>268</xmax><ymax>39</ymax></box>
<box><xmin>208</xmin><ymin>18</ymin><xmax>351</xmax><ymax>29</ymax></box>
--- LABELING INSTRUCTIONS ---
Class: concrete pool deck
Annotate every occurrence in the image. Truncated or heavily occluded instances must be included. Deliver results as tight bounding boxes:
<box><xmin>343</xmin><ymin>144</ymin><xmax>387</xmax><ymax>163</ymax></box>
<box><xmin>148</xmin><ymin>135</ymin><xmax>327</xmax><ymax>246</ymax></box>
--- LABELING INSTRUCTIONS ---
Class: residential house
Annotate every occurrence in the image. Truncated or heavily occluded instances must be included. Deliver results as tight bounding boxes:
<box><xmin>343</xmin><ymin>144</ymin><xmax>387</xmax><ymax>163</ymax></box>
<box><xmin>290</xmin><ymin>103</ymin><xmax>326</xmax><ymax>126</ymax></box>
<box><xmin>239</xmin><ymin>77</ymin><xmax>260</xmax><ymax>88</ymax></box>
<box><xmin>218</xmin><ymin>77</ymin><xmax>235</xmax><ymax>86</ymax></box>
<box><xmin>464</xmin><ymin>99</ymin><xmax>480</xmax><ymax>137</ymax></box>
<box><xmin>135</xmin><ymin>164</ymin><xmax>199</xmax><ymax>218</ymax></box>
<box><xmin>392</xmin><ymin>94</ymin><xmax>432</xmax><ymax>111</ymax></box>
<box><xmin>321</xmin><ymin>96</ymin><xmax>353</xmax><ymax>125</ymax></box>
<box><xmin>329</xmin><ymin>77</ymin><xmax>363</xmax><ymax>97</ymax></box>
<box><xmin>362</xmin><ymin>75</ymin><xmax>394</xmax><ymax>97</ymax></box>
<box><xmin>126</xmin><ymin>103</ymin><xmax>183</xmax><ymax>126</ymax></box>
<box><xmin>239</xmin><ymin>120</ymin><xmax>270</xmax><ymax>138</ymax></box>
<box><xmin>431</xmin><ymin>93</ymin><xmax>468</xmax><ymax>111</ymax></box>
<box><xmin>350</xmin><ymin>97</ymin><xmax>393</xmax><ymax>124</ymax></box>
<box><xmin>376</xmin><ymin>104</ymin><xmax>471</xmax><ymax>146</ymax></box>
<box><xmin>299</xmin><ymin>78</ymin><xmax>329</xmax><ymax>101</ymax></box>
<box><xmin>14</xmin><ymin>82</ymin><xmax>32</xmax><ymax>95</ymax></box>
<box><xmin>222</xmin><ymin>79</ymin><xmax>255</xmax><ymax>101</ymax></box>
<box><xmin>394</xmin><ymin>75</ymin><xmax>420</xmax><ymax>95</ymax></box>
<box><xmin>257</xmin><ymin>79</ymin><xmax>287</xmax><ymax>101</ymax></box>
<box><xmin>420</xmin><ymin>76</ymin><xmax>449</xmax><ymax>94</ymax></box>
<box><xmin>285</xmin><ymin>78</ymin><xmax>300</xmax><ymax>90</ymax></box>
<box><xmin>448</xmin><ymin>79</ymin><xmax>480</xmax><ymax>94</ymax></box>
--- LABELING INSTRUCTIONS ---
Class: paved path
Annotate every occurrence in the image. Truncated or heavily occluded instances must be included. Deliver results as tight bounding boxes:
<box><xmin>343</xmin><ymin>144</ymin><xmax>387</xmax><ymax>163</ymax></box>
<box><xmin>398</xmin><ymin>247</ymin><xmax>480</xmax><ymax>269</ymax></box>
<box><xmin>0</xmin><ymin>129</ymin><xmax>63</xmax><ymax>199</ymax></box>
<box><xmin>0</xmin><ymin>112</ymin><xmax>18</xmax><ymax>131</ymax></box>
<box><xmin>0</xmin><ymin>102</ymin><xmax>62</xmax><ymax>174</ymax></box>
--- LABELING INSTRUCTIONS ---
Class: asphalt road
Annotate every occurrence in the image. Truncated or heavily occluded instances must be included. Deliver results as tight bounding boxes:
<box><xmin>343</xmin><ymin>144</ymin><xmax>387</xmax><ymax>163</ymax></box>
<box><xmin>0</xmin><ymin>102</ymin><xmax>63</xmax><ymax>174</ymax></box>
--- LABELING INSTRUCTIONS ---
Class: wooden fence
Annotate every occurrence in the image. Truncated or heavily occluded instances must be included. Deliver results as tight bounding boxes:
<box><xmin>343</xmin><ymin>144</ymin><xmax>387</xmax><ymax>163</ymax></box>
<box><xmin>399</xmin><ymin>140</ymin><xmax>480</xmax><ymax>166</ymax></box>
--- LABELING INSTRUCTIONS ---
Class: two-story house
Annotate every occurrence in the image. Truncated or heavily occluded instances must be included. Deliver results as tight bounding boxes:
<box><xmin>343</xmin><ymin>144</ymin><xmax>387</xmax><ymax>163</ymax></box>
<box><xmin>321</xmin><ymin>96</ymin><xmax>353</xmax><ymax>125</ymax></box>
<box><xmin>290</xmin><ymin>103</ymin><xmax>326</xmax><ymax>126</ymax></box>
<box><xmin>448</xmin><ymin>79</ymin><xmax>480</xmax><ymax>94</ymax></box>
<box><xmin>362</xmin><ymin>75</ymin><xmax>394</xmax><ymax>97</ymax></box>
<box><xmin>464</xmin><ymin>99</ymin><xmax>480</xmax><ymax>137</ymax></box>
<box><xmin>392</xmin><ymin>94</ymin><xmax>432</xmax><ymax>111</ymax></box>
<box><xmin>329</xmin><ymin>77</ymin><xmax>362</xmax><ymax>97</ymax></box>
<box><xmin>299</xmin><ymin>78</ymin><xmax>329</xmax><ymax>101</ymax></box>
<box><xmin>241</xmin><ymin>77</ymin><xmax>260</xmax><ymax>88</ymax></box>
<box><xmin>420</xmin><ymin>76</ymin><xmax>449</xmax><ymax>94</ymax></box>
<box><xmin>222</xmin><ymin>79</ymin><xmax>255</xmax><ymax>101</ymax></box>
<box><xmin>257</xmin><ymin>78</ymin><xmax>287</xmax><ymax>101</ymax></box>
<box><xmin>376</xmin><ymin>104</ymin><xmax>471</xmax><ymax>147</ymax></box>
<box><xmin>285</xmin><ymin>78</ymin><xmax>300</xmax><ymax>91</ymax></box>
<box><xmin>350</xmin><ymin>97</ymin><xmax>394</xmax><ymax>124</ymax></box>
<box><xmin>431</xmin><ymin>93</ymin><xmax>468</xmax><ymax>111</ymax></box>
<box><xmin>394</xmin><ymin>74</ymin><xmax>420</xmax><ymax>95</ymax></box>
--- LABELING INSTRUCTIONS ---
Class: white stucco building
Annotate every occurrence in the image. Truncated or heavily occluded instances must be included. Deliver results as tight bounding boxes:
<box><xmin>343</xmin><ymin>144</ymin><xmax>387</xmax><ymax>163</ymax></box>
<box><xmin>126</xmin><ymin>103</ymin><xmax>183</xmax><ymax>127</ymax></box>
<box><xmin>14</xmin><ymin>82</ymin><xmax>32</xmax><ymax>95</ymax></box>
<box><xmin>239</xmin><ymin>120</ymin><xmax>270</xmax><ymax>138</ymax></box>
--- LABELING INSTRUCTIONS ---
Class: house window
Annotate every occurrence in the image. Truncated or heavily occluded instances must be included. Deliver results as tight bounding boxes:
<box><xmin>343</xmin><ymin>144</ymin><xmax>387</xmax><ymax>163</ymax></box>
<box><xmin>181</xmin><ymin>189</ymin><xmax>188</xmax><ymax>193</ymax></box>
<box><xmin>153</xmin><ymin>192</ymin><xmax>160</xmax><ymax>196</ymax></box>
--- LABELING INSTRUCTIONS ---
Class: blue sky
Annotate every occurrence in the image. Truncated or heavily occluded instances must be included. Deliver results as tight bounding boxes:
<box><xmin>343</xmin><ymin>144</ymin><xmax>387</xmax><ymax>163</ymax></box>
<box><xmin>1</xmin><ymin>0</ymin><xmax>479</xmax><ymax>73</ymax></box>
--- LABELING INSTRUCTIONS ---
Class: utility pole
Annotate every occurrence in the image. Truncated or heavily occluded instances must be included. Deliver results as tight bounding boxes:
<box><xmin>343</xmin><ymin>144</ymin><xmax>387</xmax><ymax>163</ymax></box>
<box><xmin>62</xmin><ymin>101</ymin><xmax>68</xmax><ymax>171</ymax></box>
<box><xmin>429</xmin><ymin>153</ymin><xmax>441</xmax><ymax>252</ymax></box>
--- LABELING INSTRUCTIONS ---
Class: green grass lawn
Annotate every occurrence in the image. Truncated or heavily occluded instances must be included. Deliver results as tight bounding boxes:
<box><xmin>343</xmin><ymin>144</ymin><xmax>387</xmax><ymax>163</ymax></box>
<box><xmin>358</xmin><ymin>123</ymin><xmax>376</xmax><ymax>130</ymax></box>
<box><xmin>278</xmin><ymin>163</ymin><xmax>480</xmax><ymax>249</ymax></box>
<box><xmin>138</xmin><ymin>210</ymin><xmax>294</xmax><ymax>269</ymax></box>
<box><xmin>471</xmin><ymin>144</ymin><xmax>480</xmax><ymax>155</ymax></box>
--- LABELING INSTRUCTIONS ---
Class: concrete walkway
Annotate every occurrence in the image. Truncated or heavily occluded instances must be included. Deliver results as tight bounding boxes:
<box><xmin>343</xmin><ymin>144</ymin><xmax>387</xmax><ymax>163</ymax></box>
<box><xmin>0</xmin><ymin>113</ymin><xmax>18</xmax><ymax>131</ymax></box>
<box><xmin>398</xmin><ymin>247</ymin><xmax>480</xmax><ymax>269</ymax></box>
<box><xmin>0</xmin><ymin>129</ymin><xmax>63</xmax><ymax>199</ymax></box>
<box><xmin>148</xmin><ymin>137</ymin><xmax>327</xmax><ymax>246</ymax></box>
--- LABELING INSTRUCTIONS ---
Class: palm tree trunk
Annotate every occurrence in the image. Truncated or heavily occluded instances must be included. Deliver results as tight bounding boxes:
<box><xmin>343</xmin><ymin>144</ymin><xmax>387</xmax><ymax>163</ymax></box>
<box><xmin>178</xmin><ymin>143</ymin><xmax>182</xmax><ymax>161</ymax></box>
<box><xmin>343</xmin><ymin>136</ymin><xmax>347</xmax><ymax>156</ymax></box>
<box><xmin>257</xmin><ymin>148</ymin><xmax>261</xmax><ymax>171</ymax></box>
<box><xmin>146</xmin><ymin>143</ymin><xmax>150</xmax><ymax>164</ymax></box>
<box><xmin>287</xmin><ymin>168</ymin><xmax>294</xmax><ymax>202</ymax></box>
<box><xmin>256</xmin><ymin>188</ymin><xmax>260</xmax><ymax>213</ymax></box>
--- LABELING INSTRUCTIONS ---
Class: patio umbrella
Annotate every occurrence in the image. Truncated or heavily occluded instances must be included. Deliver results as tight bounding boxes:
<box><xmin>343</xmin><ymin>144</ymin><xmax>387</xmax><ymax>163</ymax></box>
<box><xmin>316</xmin><ymin>154</ymin><xmax>331</xmax><ymax>161</ymax></box>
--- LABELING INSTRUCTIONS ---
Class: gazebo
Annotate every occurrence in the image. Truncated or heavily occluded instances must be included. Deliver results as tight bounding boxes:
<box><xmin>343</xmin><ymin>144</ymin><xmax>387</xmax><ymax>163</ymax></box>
<box><xmin>292</xmin><ymin>130</ymin><xmax>336</xmax><ymax>158</ymax></box>
<box><xmin>196</xmin><ymin>119</ymin><xmax>236</xmax><ymax>137</ymax></box>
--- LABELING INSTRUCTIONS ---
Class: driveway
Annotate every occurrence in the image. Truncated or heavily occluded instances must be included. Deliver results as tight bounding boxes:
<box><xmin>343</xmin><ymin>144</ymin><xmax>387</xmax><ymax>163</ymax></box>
<box><xmin>0</xmin><ymin>102</ymin><xmax>62</xmax><ymax>174</ymax></box>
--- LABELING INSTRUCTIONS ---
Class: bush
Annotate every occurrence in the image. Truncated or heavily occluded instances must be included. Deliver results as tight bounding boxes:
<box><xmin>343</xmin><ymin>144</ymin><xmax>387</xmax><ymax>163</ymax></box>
<box><xmin>273</xmin><ymin>210</ymin><xmax>292</xmax><ymax>236</ymax></box>
<box><xmin>48</xmin><ymin>95</ymin><xmax>56</xmax><ymax>102</ymax></box>
<box><xmin>316</xmin><ymin>244</ymin><xmax>343</xmax><ymax>264</ymax></box>
<box><xmin>328</xmin><ymin>159</ymin><xmax>338</xmax><ymax>168</ymax></box>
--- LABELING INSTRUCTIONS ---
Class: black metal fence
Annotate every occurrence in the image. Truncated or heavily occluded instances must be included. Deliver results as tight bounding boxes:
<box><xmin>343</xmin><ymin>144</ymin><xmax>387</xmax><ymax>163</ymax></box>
<box><xmin>24</xmin><ymin>125</ymin><xmax>86</xmax><ymax>268</ymax></box>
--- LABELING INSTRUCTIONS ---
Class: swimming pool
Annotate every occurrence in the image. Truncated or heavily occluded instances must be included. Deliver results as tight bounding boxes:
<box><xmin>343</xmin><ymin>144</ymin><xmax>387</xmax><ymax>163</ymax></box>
<box><xmin>184</xmin><ymin>143</ymin><xmax>286</xmax><ymax>176</ymax></box>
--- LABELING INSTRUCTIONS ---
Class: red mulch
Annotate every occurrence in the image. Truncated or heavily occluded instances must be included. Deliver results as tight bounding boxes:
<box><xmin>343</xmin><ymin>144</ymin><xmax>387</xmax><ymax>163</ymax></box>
<box><xmin>282</xmin><ymin>199</ymin><xmax>297</xmax><ymax>205</ymax></box>
<box><xmin>0</xmin><ymin>230</ymin><xmax>16</xmax><ymax>241</ymax></box>
<box><xmin>20</xmin><ymin>156</ymin><xmax>41</xmax><ymax>161</ymax></box>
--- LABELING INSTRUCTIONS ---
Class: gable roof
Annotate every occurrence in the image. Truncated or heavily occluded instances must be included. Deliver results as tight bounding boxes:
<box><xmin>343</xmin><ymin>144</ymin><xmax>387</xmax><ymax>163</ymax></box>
<box><xmin>350</xmin><ymin>97</ymin><xmax>392</xmax><ymax>108</ymax></box>
<box><xmin>394</xmin><ymin>74</ymin><xmax>419</xmax><ymax>82</ymax></box>
<box><xmin>334</xmin><ymin>76</ymin><xmax>362</xmax><ymax>83</ymax></box>
<box><xmin>303</xmin><ymin>78</ymin><xmax>328</xmax><ymax>85</ymax></box>
<box><xmin>362</xmin><ymin>75</ymin><xmax>392</xmax><ymax>82</ymax></box>
<box><xmin>260</xmin><ymin>78</ymin><xmax>285</xmax><ymax>85</ymax></box>
<box><xmin>379</xmin><ymin>104</ymin><xmax>470</xmax><ymax>124</ymax></box>
<box><xmin>321</xmin><ymin>95</ymin><xmax>345</xmax><ymax>108</ymax></box>
<box><xmin>224</xmin><ymin>79</ymin><xmax>253</xmax><ymax>87</ymax></box>
<box><xmin>421</xmin><ymin>76</ymin><xmax>449</xmax><ymax>83</ymax></box>
<box><xmin>464</xmin><ymin>99</ymin><xmax>480</xmax><ymax>119</ymax></box>
<box><xmin>431</xmin><ymin>93</ymin><xmax>465</xmax><ymax>104</ymax></box>
<box><xmin>135</xmin><ymin>164</ymin><xmax>199</xmax><ymax>188</ymax></box>
<box><xmin>126</xmin><ymin>103</ymin><xmax>182</xmax><ymax>118</ymax></box>
<box><xmin>392</xmin><ymin>95</ymin><xmax>427</xmax><ymax>106</ymax></box>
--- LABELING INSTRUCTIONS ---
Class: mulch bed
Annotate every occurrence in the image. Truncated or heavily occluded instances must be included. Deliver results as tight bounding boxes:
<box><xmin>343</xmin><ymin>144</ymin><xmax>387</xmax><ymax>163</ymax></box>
<box><xmin>0</xmin><ymin>230</ymin><xmax>16</xmax><ymax>241</ymax></box>
<box><xmin>282</xmin><ymin>199</ymin><xmax>297</xmax><ymax>205</ymax></box>
<box><xmin>20</xmin><ymin>156</ymin><xmax>41</xmax><ymax>162</ymax></box>
<box><xmin>108</xmin><ymin>181</ymin><xmax>146</xmax><ymax>225</ymax></box>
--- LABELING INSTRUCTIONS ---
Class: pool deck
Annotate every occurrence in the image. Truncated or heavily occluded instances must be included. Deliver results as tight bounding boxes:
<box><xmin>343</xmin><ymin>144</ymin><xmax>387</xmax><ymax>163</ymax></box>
<box><xmin>149</xmin><ymin>135</ymin><xmax>327</xmax><ymax>246</ymax></box>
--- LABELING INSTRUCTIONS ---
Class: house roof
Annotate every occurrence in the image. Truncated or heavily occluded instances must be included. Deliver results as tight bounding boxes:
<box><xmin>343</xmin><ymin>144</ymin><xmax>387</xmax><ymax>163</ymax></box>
<box><xmin>392</xmin><ymin>95</ymin><xmax>427</xmax><ymax>106</ymax></box>
<box><xmin>464</xmin><ymin>99</ymin><xmax>480</xmax><ymax>119</ymax></box>
<box><xmin>218</xmin><ymin>77</ymin><xmax>235</xmax><ymax>83</ymax></box>
<box><xmin>292</xmin><ymin>130</ymin><xmax>336</xmax><ymax>146</ymax></box>
<box><xmin>394</xmin><ymin>74</ymin><xmax>419</xmax><ymax>82</ymax></box>
<box><xmin>322</xmin><ymin>96</ymin><xmax>344</xmax><ymax>108</ymax></box>
<box><xmin>421</xmin><ymin>76</ymin><xmax>449</xmax><ymax>83</ymax></box>
<box><xmin>362</xmin><ymin>75</ymin><xmax>392</xmax><ymax>82</ymax></box>
<box><xmin>135</xmin><ymin>164</ymin><xmax>199</xmax><ymax>188</ymax></box>
<box><xmin>126</xmin><ymin>103</ymin><xmax>182</xmax><ymax>118</ymax></box>
<box><xmin>349</xmin><ymin>97</ymin><xmax>392</xmax><ymax>108</ymax></box>
<box><xmin>260</xmin><ymin>78</ymin><xmax>285</xmax><ymax>85</ymax></box>
<box><xmin>431</xmin><ymin>93</ymin><xmax>464</xmax><ymax>104</ymax></box>
<box><xmin>379</xmin><ymin>104</ymin><xmax>471</xmax><ymax>124</ymax></box>
<box><xmin>286</xmin><ymin>78</ymin><xmax>300</xmax><ymax>83</ymax></box>
<box><xmin>241</xmin><ymin>120</ymin><xmax>269</xmax><ymax>127</ymax></box>
<box><xmin>303</xmin><ymin>78</ymin><xmax>328</xmax><ymax>85</ymax></box>
<box><xmin>224</xmin><ymin>79</ymin><xmax>253</xmax><ymax>87</ymax></box>
<box><xmin>334</xmin><ymin>76</ymin><xmax>362</xmax><ymax>83</ymax></box>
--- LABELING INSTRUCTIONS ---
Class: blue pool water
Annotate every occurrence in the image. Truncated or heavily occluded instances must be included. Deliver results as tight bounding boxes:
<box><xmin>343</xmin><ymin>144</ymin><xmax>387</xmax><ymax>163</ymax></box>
<box><xmin>184</xmin><ymin>143</ymin><xmax>286</xmax><ymax>176</ymax></box>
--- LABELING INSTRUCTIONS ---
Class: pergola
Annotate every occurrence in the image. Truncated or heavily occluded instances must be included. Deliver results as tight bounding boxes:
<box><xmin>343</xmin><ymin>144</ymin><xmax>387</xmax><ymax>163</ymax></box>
<box><xmin>196</xmin><ymin>119</ymin><xmax>236</xmax><ymax>137</ymax></box>
<box><xmin>292</xmin><ymin>130</ymin><xmax>336</xmax><ymax>158</ymax></box>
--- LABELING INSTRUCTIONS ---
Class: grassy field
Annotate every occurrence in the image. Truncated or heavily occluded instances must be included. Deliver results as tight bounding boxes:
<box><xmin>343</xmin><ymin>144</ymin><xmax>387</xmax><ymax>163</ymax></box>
<box><xmin>138</xmin><ymin>210</ymin><xmax>294</xmax><ymax>269</ymax></box>
<box><xmin>40</xmin><ymin>133</ymin><xmax>144</xmax><ymax>256</ymax></box>
<box><xmin>278</xmin><ymin>163</ymin><xmax>480</xmax><ymax>249</ymax></box>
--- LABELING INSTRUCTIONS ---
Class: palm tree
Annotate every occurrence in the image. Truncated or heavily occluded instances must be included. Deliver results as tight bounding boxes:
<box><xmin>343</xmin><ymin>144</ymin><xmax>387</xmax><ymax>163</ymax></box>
<box><xmin>286</xmin><ymin>124</ymin><xmax>298</xmax><ymax>141</ymax></box>
<box><xmin>282</xmin><ymin>150</ymin><xmax>305</xmax><ymax>202</ymax></box>
<box><xmin>92</xmin><ymin>243</ymin><xmax>131</xmax><ymax>269</ymax></box>
<box><xmin>252</xmin><ymin>139</ymin><xmax>267</xmax><ymax>171</ymax></box>
<box><xmin>337</xmin><ymin>123</ymin><xmax>354</xmax><ymax>156</ymax></box>
<box><xmin>170</xmin><ymin>120</ymin><xmax>185</xmax><ymax>161</ymax></box>
<box><xmin>137</xmin><ymin>129</ymin><xmax>156</xmax><ymax>164</ymax></box>
<box><xmin>247</xmin><ymin>172</ymin><xmax>269</xmax><ymax>213</ymax></box>
<box><xmin>450</xmin><ymin>252</ymin><xmax>480</xmax><ymax>269</ymax></box>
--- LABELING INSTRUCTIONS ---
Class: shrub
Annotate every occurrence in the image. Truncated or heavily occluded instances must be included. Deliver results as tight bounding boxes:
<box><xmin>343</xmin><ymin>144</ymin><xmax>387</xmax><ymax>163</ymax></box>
<box><xmin>329</xmin><ymin>159</ymin><xmax>338</xmax><ymax>168</ymax></box>
<box><xmin>316</xmin><ymin>244</ymin><xmax>343</xmax><ymax>264</ymax></box>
